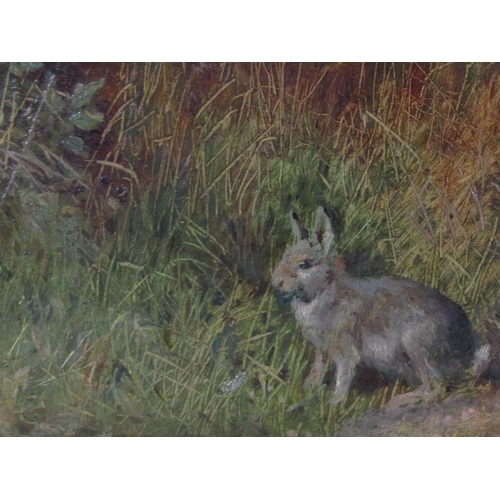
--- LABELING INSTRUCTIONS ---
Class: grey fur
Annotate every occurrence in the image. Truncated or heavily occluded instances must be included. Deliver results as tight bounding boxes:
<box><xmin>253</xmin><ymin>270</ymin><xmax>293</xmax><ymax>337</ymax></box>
<box><xmin>272</xmin><ymin>207</ymin><xmax>487</xmax><ymax>404</ymax></box>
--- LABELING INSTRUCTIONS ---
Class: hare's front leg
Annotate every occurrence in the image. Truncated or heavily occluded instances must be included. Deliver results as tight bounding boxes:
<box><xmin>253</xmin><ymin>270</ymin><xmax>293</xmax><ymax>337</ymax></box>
<box><xmin>330</xmin><ymin>356</ymin><xmax>357</xmax><ymax>405</ymax></box>
<box><xmin>303</xmin><ymin>348</ymin><xmax>326</xmax><ymax>389</ymax></box>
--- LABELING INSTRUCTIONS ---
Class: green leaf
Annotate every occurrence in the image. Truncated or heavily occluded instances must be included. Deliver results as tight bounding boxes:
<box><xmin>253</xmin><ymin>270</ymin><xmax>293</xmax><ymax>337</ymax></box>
<box><xmin>69</xmin><ymin>110</ymin><xmax>104</xmax><ymax>131</ymax></box>
<box><xmin>59</xmin><ymin>121</ymin><xmax>75</xmax><ymax>136</ymax></box>
<box><xmin>10</xmin><ymin>62</ymin><xmax>44</xmax><ymax>77</ymax></box>
<box><xmin>70</xmin><ymin>78</ymin><xmax>105</xmax><ymax>109</ymax></box>
<box><xmin>47</xmin><ymin>89</ymin><xmax>66</xmax><ymax>114</ymax></box>
<box><xmin>61</xmin><ymin>135</ymin><xmax>89</xmax><ymax>158</ymax></box>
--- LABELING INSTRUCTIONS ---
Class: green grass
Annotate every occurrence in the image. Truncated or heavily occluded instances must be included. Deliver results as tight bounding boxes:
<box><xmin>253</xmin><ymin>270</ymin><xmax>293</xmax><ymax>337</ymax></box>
<box><xmin>0</xmin><ymin>189</ymin><xmax>385</xmax><ymax>436</ymax></box>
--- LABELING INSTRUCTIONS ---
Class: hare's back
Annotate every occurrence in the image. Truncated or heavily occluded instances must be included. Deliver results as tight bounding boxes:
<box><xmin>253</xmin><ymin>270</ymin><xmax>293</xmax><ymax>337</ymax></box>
<box><xmin>361</xmin><ymin>277</ymin><xmax>476</xmax><ymax>366</ymax></box>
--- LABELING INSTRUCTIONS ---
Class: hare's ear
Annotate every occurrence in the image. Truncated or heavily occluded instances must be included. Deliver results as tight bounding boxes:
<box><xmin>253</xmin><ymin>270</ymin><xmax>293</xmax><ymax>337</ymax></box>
<box><xmin>290</xmin><ymin>210</ymin><xmax>309</xmax><ymax>241</ymax></box>
<box><xmin>313</xmin><ymin>207</ymin><xmax>334</xmax><ymax>254</ymax></box>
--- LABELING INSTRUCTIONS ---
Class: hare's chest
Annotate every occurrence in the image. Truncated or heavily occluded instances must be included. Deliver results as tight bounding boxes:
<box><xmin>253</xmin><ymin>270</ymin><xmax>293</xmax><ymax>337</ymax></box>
<box><xmin>293</xmin><ymin>298</ymin><xmax>330</xmax><ymax>348</ymax></box>
<box><xmin>293</xmin><ymin>298</ymin><xmax>319</xmax><ymax>326</ymax></box>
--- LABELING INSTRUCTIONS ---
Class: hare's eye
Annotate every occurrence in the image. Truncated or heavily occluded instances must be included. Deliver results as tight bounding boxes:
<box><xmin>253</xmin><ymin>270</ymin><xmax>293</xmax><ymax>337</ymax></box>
<box><xmin>299</xmin><ymin>259</ymin><xmax>313</xmax><ymax>270</ymax></box>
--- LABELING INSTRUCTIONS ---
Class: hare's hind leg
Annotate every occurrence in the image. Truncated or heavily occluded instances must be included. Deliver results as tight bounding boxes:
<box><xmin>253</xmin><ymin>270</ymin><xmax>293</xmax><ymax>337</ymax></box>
<box><xmin>401</xmin><ymin>328</ymin><xmax>444</xmax><ymax>389</ymax></box>
<box><xmin>386</xmin><ymin>384</ymin><xmax>442</xmax><ymax>409</ymax></box>
<box><xmin>388</xmin><ymin>334</ymin><xmax>444</xmax><ymax>407</ymax></box>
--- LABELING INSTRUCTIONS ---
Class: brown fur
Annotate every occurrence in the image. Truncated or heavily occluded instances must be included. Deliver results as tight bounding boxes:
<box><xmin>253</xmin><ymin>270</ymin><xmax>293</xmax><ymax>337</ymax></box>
<box><xmin>272</xmin><ymin>207</ymin><xmax>489</xmax><ymax>405</ymax></box>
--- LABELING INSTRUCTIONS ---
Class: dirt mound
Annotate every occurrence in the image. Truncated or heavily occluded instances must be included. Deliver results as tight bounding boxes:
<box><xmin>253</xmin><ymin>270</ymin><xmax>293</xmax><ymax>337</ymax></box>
<box><xmin>339</xmin><ymin>383</ymin><xmax>500</xmax><ymax>436</ymax></box>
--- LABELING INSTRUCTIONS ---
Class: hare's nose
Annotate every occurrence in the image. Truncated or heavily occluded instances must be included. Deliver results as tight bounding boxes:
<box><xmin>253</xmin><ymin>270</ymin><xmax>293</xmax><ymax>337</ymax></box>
<box><xmin>275</xmin><ymin>279</ymin><xmax>284</xmax><ymax>289</ymax></box>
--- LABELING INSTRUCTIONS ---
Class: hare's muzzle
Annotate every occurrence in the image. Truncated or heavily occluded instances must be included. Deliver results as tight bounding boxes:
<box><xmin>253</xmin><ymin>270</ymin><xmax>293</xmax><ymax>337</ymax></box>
<box><xmin>271</xmin><ymin>266</ymin><xmax>289</xmax><ymax>291</ymax></box>
<box><xmin>272</xmin><ymin>277</ymin><xmax>285</xmax><ymax>290</ymax></box>
<box><xmin>271</xmin><ymin>264</ymin><xmax>296</xmax><ymax>295</ymax></box>
<box><xmin>271</xmin><ymin>273</ymin><xmax>296</xmax><ymax>306</ymax></box>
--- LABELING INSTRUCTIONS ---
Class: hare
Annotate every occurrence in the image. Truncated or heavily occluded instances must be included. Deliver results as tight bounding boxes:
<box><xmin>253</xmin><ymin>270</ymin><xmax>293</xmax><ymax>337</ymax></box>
<box><xmin>271</xmin><ymin>207</ymin><xmax>490</xmax><ymax>405</ymax></box>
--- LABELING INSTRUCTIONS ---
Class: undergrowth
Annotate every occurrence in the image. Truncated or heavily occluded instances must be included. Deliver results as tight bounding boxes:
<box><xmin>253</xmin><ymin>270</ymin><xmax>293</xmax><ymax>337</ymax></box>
<box><xmin>0</xmin><ymin>62</ymin><xmax>499</xmax><ymax>436</ymax></box>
